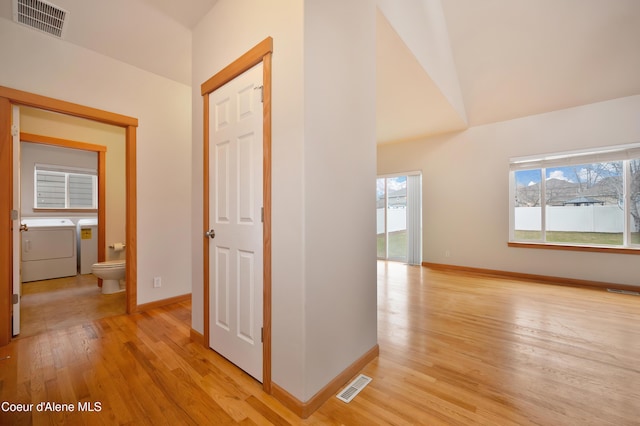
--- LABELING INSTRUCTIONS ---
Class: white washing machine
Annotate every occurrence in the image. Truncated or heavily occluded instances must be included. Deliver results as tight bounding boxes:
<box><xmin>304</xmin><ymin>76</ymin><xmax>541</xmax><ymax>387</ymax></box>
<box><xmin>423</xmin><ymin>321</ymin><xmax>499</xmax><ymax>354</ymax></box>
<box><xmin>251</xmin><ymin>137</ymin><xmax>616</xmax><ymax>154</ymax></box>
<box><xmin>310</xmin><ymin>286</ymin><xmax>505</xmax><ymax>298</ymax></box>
<box><xmin>21</xmin><ymin>218</ymin><xmax>77</xmax><ymax>282</ymax></box>
<box><xmin>77</xmin><ymin>218</ymin><xmax>98</xmax><ymax>274</ymax></box>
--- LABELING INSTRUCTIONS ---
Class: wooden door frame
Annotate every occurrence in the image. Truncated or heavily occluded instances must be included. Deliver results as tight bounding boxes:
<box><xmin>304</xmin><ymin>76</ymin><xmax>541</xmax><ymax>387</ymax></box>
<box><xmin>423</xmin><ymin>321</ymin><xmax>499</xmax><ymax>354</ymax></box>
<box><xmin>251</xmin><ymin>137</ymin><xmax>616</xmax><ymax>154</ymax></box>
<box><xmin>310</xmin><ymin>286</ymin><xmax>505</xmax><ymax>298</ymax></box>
<box><xmin>201</xmin><ymin>37</ymin><xmax>273</xmax><ymax>392</ymax></box>
<box><xmin>0</xmin><ymin>86</ymin><xmax>138</xmax><ymax>347</ymax></box>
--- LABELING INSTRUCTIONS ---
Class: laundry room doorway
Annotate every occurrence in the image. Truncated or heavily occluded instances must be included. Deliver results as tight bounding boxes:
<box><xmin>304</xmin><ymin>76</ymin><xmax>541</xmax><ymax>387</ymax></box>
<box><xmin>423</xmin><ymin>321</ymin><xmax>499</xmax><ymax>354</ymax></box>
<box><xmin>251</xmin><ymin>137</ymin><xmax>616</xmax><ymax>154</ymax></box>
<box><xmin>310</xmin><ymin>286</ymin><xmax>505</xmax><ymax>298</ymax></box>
<box><xmin>0</xmin><ymin>86</ymin><xmax>138</xmax><ymax>347</ymax></box>
<box><xmin>16</xmin><ymin>120</ymin><xmax>126</xmax><ymax>338</ymax></box>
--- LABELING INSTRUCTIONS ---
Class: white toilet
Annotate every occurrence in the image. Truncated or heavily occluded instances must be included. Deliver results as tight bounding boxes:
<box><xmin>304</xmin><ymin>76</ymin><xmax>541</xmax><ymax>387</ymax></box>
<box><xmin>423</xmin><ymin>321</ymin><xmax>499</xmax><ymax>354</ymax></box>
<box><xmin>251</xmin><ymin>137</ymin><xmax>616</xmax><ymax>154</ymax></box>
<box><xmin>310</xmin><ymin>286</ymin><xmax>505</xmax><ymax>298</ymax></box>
<box><xmin>91</xmin><ymin>260</ymin><xmax>126</xmax><ymax>294</ymax></box>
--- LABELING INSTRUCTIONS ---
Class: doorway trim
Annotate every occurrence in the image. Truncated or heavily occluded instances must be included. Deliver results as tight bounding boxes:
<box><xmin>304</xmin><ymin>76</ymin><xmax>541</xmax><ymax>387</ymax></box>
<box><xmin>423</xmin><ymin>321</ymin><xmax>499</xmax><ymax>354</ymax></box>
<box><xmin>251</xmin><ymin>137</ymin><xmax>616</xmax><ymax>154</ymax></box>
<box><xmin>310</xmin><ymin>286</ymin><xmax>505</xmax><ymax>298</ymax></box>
<box><xmin>0</xmin><ymin>86</ymin><xmax>138</xmax><ymax>347</ymax></box>
<box><xmin>201</xmin><ymin>37</ymin><xmax>273</xmax><ymax>392</ymax></box>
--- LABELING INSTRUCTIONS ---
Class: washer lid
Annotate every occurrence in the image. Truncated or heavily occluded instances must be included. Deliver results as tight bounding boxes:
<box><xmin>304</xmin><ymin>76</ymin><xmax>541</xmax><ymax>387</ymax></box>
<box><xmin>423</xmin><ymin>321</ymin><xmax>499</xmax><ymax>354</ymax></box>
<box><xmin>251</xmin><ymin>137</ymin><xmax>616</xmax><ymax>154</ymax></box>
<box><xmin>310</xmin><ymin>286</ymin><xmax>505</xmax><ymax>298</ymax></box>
<box><xmin>21</xmin><ymin>218</ymin><xmax>75</xmax><ymax>228</ymax></box>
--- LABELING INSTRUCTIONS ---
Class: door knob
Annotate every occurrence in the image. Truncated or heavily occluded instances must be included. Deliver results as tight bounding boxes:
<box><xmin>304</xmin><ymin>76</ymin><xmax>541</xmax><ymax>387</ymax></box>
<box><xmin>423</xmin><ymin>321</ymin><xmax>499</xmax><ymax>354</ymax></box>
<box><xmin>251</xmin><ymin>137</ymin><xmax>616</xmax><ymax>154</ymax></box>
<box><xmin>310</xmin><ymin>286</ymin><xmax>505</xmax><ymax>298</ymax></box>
<box><xmin>19</xmin><ymin>224</ymin><xmax>28</xmax><ymax>232</ymax></box>
<box><xmin>205</xmin><ymin>229</ymin><xmax>216</xmax><ymax>239</ymax></box>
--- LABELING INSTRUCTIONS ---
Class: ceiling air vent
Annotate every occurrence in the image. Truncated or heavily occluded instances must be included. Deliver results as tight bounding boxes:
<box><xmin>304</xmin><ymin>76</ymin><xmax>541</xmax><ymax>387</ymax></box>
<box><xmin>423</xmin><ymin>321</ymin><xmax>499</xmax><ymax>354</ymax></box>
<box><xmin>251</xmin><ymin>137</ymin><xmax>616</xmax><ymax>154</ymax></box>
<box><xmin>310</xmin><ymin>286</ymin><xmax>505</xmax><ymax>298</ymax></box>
<box><xmin>12</xmin><ymin>0</ymin><xmax>68</xmax><ymax>39</ymax></box>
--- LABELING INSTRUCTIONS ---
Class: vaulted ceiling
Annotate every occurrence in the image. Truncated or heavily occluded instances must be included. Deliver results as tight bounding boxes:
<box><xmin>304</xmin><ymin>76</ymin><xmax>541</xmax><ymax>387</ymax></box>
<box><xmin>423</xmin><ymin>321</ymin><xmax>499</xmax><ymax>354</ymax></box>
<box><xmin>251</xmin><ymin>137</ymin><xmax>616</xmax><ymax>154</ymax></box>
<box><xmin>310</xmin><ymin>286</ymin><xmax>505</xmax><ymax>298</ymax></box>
<box><xmin>377</xmin><ymin>0</ymin><xmax>640</xmax><ymax>143</ymax></box>
<box><xmin>443</xmin><ymin>0</ymin><xmax>640</xmax><ymax>127</ymax></box>
<box><xmin>2</xmin><ymin>0</ymin><xmax>639</xmax><ymax>144</ymax></box>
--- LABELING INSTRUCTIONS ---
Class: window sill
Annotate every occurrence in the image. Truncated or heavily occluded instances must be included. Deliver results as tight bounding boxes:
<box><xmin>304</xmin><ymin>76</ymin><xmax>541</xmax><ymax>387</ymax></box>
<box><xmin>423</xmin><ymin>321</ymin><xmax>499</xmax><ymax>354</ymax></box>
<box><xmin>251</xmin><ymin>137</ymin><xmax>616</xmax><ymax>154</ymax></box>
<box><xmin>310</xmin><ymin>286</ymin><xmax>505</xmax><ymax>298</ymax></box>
<box><xmin>508</xmin><ymin>241</ymin><xmax>640</xmax><ymax>255</ymax></box>
<box><xmin>33</xmin><ymin>208</ymin><xmax>98</xmax><ymax>213</ymax></box>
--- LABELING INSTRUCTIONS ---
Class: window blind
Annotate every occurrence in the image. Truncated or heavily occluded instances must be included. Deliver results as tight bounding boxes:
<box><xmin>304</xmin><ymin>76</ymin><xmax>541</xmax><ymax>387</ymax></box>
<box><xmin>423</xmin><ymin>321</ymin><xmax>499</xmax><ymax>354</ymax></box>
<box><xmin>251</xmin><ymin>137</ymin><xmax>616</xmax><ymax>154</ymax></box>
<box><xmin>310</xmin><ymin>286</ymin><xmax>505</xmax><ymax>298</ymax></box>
<box><xmin>34</xmin><ymin>164</ymin><xmax>97</xmax><ymax>209</ymax></box>
<box><xmin>406</xmin><ymin>174</ymin><xmax>422</xmax><ymax>265</ymax></box>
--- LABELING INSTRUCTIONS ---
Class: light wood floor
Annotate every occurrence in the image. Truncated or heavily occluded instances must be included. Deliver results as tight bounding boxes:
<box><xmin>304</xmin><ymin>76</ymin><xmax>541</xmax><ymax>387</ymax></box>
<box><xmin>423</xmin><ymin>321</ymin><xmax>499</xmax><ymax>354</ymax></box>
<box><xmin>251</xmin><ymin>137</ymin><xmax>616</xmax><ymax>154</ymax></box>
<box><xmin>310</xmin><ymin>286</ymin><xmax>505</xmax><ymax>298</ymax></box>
<box><xmin>1</xmin><ymin>261</ymin><xmax>639</xmax><ymax>425</ymax></box>
<box><xmin>17</xmin><ymin>274</ymin><xmax>126</xmax><ymax>339</ymax></box>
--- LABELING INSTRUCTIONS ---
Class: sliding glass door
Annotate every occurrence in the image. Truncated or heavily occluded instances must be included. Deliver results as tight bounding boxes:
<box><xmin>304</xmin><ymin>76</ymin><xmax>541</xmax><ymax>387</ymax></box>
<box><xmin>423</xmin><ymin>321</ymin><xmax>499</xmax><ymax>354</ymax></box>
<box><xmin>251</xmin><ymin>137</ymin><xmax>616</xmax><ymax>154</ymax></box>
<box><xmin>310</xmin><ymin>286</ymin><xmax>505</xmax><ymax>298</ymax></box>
<box><xmin>377</xmin><ymin>173</ymin><xmax>421</xmax><ymax>264</ymax></box>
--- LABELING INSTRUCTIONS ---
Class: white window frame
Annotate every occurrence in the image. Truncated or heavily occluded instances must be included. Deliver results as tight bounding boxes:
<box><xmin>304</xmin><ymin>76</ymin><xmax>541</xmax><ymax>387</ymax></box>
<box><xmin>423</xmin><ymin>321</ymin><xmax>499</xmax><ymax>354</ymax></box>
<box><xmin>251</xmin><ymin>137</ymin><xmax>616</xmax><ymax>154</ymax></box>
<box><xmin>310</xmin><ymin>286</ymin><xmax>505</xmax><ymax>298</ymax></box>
<box><xmin>34</xmin><ymin>163</ymin><xmax>97</xmax><ymax>210</ymax></box>
<box><xmin>509</xmin><ymin>143</ymin><xmax>640</xmax><ymax>251</ymax></box>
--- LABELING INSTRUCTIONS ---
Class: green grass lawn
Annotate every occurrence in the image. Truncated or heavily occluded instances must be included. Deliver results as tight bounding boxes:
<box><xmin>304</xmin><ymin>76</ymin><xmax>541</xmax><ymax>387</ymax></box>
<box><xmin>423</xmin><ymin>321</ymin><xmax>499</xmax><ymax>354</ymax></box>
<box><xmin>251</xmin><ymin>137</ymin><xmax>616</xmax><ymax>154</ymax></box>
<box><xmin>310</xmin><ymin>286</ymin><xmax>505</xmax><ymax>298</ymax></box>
<box><xmin>377</xmin><ymin>230</ymin><xmax>407</xmax><ymax>260</ymax></box>
<box><xmin>515</xmin><ymin>230</ymin><xmax>640</xmax><ymax>245</ymax></box>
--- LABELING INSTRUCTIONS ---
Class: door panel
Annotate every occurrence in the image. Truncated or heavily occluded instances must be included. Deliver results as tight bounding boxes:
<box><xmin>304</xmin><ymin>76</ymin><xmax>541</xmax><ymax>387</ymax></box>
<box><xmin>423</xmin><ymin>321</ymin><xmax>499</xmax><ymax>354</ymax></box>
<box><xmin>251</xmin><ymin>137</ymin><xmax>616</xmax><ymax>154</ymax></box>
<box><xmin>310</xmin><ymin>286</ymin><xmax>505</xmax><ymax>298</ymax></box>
<box><xmin>238</xmin><ymin>134</ymin><xmax>256</xmax><ymax>224</ymax></box>
<box><xmin>214</xmin><ymin>246</ymin><xmax>230</xmax><ymax>330</ymax></box>
<box><xmin>209</xmin><ymin>63</ymin><xmax>263</xmax><ymax>382</ymax></box>
<box><xmin>215</xmin><ymin>141</ymin><xmax>230</xmax><ymax>223</ymax></box>
<box><xmin>237</xmin><ymin>249</ymin><xmax>256</xmax><ymax>344</ymax></box>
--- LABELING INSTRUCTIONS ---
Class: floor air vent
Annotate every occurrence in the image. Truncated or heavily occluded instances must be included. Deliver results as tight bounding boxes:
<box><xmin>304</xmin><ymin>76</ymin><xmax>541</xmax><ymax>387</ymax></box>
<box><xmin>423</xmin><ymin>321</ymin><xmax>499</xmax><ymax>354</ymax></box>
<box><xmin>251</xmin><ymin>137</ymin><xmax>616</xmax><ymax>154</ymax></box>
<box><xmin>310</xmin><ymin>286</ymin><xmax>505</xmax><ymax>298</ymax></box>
<box><xmin>336</xmin><ymin>374</ymin><xmax>372</xmax><ymax>403</ymax></box>
<box><xmin>607</xmin><ymin>288</ymin><xmax>640</xmax><ymax>296</ymax></box>
<box><xmin>13</xmin><ymin>0</ymin><xmax>68</xmax><ymax>38</ymax></box>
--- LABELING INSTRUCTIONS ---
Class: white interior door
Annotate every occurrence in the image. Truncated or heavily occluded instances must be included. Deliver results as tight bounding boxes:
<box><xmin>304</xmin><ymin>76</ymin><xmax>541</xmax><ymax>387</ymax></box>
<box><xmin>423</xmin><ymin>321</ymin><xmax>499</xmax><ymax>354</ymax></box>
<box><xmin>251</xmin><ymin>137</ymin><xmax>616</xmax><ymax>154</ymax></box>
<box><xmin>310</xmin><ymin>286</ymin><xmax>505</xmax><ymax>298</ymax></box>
<box><xmin>12</xmin><ymin>105</ymin><xmax>20</xmax><ymax>336</ymax></box>
<box><xmin>208</xmin><ymin>63</ymin><xmax>264</xmax><ymax>382</ymax></box>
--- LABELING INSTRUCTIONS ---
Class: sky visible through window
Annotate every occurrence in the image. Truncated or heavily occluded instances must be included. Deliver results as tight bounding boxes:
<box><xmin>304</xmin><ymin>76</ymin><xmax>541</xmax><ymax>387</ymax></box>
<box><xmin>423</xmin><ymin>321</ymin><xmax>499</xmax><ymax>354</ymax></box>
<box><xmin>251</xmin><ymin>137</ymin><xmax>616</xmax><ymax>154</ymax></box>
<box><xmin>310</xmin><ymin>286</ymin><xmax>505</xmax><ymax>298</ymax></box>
<box><xmin>377</xmin><ymin>175</ymin><xmax>406</xmax><ymax>197</ymax></box>
<box><xmin>515</xmin><ymin>164</ymin><xmax>621</xmax><ymax>187</ymax></box>
<box><xmin>515</xmin><ymin>169</ymin><xmax>542</xmax><ymax>186</ymax></box>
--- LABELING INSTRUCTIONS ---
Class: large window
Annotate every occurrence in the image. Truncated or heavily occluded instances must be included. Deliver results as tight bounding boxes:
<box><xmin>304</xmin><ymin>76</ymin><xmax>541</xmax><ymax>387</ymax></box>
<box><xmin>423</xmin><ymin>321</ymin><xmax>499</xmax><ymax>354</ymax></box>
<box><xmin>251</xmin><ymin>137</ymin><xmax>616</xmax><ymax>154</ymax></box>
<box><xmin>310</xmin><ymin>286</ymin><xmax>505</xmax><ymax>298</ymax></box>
<box><xmin>34</xmin><ymin>164</ymin><xmax>97</xmax><ymax>209</ymax></box>
<box><xmin>509</xmin><ymin>144</ymin><xmax>640</xmax><ymax>249</ymax></box>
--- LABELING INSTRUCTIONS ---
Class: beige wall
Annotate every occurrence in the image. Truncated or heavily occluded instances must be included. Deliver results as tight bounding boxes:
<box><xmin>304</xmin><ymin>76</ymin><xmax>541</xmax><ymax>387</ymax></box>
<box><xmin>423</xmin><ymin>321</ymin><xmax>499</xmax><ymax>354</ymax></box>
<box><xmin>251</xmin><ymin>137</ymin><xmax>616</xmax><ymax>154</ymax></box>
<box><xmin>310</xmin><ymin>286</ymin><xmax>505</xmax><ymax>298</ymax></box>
<box><xmin>378</xmin><ymin>95</ymin><xmax>640</xmax><ymax>286</ymax></box>
<box><xmin>20</xmin><ymin>107</ymin><xmax>126</xmax><ymax>261</ymax></box>
<box><xmin>192</xmin><ymin>0</ymin><xmax>306</xmax><ymax>399</ymax></box>
<box><xmin>303</xmin><ymin>0</ymin><xmax>378</xmax><ymax>401</ymax></box>
<box><xmin>192</xmin><ymin>0</ymin><xmax>378</xmax><ymax>402</ymax></box>
<box><xmin>0</xmin><ymin>17</ymin><xmax>193</xmax><ymax>304</ymax></box>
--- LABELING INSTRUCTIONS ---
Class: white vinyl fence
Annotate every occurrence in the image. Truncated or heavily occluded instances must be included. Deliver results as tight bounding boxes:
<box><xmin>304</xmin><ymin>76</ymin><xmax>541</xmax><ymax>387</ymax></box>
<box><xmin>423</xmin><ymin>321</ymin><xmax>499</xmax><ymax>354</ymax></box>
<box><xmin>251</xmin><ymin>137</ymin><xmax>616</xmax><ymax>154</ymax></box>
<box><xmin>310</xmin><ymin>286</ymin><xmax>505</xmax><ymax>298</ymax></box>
<box><xmin>377</xmin><ymin>207</ymin><xmax>406</xmax><ymax>234</ymax></box>
<box><xmin>515</xmin><ymin>205</ymin><xmax>623</xmax><ymax>232</ymax></box>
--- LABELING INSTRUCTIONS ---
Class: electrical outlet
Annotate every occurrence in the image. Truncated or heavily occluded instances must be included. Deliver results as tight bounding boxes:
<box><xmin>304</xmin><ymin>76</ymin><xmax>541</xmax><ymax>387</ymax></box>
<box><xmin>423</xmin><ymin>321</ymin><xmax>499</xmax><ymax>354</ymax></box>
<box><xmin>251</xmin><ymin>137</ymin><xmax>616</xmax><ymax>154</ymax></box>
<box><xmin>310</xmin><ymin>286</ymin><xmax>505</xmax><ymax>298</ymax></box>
<box><xmin>153</xmin><ymin>277</ymin><xmax>162</xmax><ymax>288</ymax></box>
<box><xmin>445</xmin><ymin>250</ymin><xmax>451</xmax><ymax>258</ymax></box>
